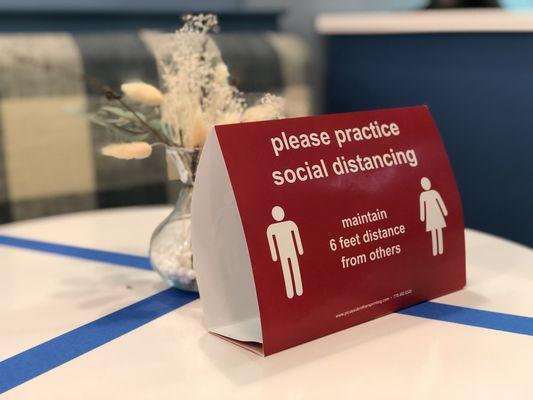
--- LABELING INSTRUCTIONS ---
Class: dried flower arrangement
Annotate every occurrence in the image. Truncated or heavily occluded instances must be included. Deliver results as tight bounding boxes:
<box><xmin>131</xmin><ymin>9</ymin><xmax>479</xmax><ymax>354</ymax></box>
<box><xmin>92</xmin><ymin>14</ymin><xmax>284</xmax><ymax>183</ymax></box>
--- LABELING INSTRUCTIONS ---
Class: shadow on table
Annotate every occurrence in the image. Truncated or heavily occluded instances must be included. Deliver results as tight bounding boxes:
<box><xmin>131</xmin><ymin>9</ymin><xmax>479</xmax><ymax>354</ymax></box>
<box><xmin>197</xmin><ymin>317</ymin><xmax>415</xmax><ymax>386</ymax></box>
<box><xmin>196</xmin><ymin>231</ymin><xmax>526</xmax><ymax>387</ymax></box>
<box><xmin>196</xmin><ymin>288</ymin><xmax>484</xmax><ymax>388</ymax></box>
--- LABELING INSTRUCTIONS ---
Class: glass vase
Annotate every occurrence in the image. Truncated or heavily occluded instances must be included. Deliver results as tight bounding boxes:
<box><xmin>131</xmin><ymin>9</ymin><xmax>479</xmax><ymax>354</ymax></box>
<box><xmin>149</xmin><ymin>147</ymin><xmax>198</xmax><ymax>292</ymax></box>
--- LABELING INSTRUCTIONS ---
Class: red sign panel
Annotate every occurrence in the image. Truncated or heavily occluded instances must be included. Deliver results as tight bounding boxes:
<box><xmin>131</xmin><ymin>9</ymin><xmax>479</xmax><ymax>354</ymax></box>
<box><xmin>196</xmin><ymin>106</ymin><xmax>465</xmax><ymax>355</ymax></box>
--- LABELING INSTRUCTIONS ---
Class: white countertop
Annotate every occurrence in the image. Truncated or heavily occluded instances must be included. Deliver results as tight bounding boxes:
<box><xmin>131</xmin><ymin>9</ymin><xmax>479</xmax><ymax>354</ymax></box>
<box><xmin>316</xmin><ymin>9</ymin><xmax>533</xmax><ymax>35</ymax></box>
<box><xmin>0</xmin><ymin>206</ymin><xmax>531</xmax><ymax>399</ymax></box>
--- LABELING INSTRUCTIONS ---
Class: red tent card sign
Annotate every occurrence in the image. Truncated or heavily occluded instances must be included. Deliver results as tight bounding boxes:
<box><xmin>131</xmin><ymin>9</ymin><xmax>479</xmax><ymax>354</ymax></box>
<box><xmin>192</xmin><ymin>105</ymin><xmax>465</xmax><ymax>356</ymax></box>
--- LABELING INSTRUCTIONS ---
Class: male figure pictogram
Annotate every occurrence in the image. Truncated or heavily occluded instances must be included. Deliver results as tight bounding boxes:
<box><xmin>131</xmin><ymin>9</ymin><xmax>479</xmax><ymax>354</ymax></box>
<box><xmin>266</xmin><ymin>206</ymin><xmax>304</xmax><ymax>299</ymax></box>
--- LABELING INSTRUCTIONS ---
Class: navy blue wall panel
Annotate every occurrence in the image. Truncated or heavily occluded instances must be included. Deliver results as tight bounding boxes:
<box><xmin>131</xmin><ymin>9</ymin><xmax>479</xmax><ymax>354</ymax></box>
<box><xmin>325</xmin><ymin>33</ymin><xmax>532</xmax><ymax>246</ymax></box>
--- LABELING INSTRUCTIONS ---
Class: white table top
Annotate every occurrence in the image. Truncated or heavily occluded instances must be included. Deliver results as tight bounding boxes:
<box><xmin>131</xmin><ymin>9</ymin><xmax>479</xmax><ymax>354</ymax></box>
<box><xmin>0</xmin><ymin>206</ymin><xmax>531</xmax><ymax>399</ymax></box>
<box><xmin>316</xmin><ymin>9</ymin><xmax>533</xmax><ymax>35</ymax></box>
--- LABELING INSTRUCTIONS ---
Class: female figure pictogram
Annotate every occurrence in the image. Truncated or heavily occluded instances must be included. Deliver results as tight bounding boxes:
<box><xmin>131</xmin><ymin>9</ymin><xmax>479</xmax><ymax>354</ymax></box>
<box><xmin>419</xmin><ymin>177</ymin><xmax>448</xmax><ymax>256</ymax></box>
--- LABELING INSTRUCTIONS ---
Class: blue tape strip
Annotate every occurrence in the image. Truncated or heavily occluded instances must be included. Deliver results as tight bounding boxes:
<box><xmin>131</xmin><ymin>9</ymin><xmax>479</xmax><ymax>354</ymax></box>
<box><xmin>0</xmin><ymin>288</ymin><xmax>199</xmax><ymax>394</ymax></box>
<box><xmin>398</xmin><ymin>301</ymin><xmax>533</xmax><ymax>336</ymax></box>
<box><xmin>0</xmin><ymin>235</ymin><xmax>151</xmax><ymax>270</ymax></box>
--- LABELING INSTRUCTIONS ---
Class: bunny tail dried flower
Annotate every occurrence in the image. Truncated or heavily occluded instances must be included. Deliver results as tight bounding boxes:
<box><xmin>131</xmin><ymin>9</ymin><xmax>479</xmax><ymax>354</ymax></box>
<box><xmin>121</xmin><ymin>82</ymin><xmax>164</xmax><ymax>106</ymax></box>
<box><xmin>101</xmin><ymin>142</ymin><xmax>153</xmax><ymax>160</ymax></box>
